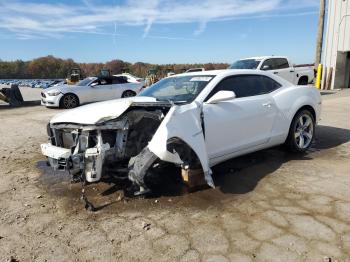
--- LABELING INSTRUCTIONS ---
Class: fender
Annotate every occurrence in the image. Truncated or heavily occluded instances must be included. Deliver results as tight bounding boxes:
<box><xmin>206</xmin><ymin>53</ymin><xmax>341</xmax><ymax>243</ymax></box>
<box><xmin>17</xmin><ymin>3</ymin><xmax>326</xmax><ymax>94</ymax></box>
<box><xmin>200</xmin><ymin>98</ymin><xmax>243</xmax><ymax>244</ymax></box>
<box><xmin>148</xmin><ymin>102</ymin><xmax>215</xmax><ymax>188</ymax></box>
<box><xmin>273</xmin><ymin>86</ymin><xmax>321</xmax><ymax>125</ymax></box>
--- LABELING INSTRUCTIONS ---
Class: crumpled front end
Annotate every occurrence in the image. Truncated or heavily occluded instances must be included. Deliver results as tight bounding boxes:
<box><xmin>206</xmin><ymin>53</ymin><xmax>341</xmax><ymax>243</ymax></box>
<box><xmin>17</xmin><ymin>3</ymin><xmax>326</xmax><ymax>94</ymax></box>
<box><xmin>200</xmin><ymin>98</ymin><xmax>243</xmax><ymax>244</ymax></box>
<box><xmin>42</xmin><ymin>119</ymin><xmax>127</xmax><ymax>183</ymax></box>
<box><xmin>42</xmin><ymin>106</ymin><xmax>165</xmax><ymax>181</ymax></box>
<box><xmin>41</xmin><ymin>101</ymin><xmax>214</xmax><ymax>195</ymax></box>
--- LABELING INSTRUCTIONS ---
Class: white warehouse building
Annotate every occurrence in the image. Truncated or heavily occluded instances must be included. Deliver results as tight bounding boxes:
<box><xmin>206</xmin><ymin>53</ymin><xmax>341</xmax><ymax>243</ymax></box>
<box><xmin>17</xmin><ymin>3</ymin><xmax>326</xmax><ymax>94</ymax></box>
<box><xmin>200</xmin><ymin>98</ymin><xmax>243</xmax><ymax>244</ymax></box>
<box><xmin>322</xmin><ymin>0</ymin><xmax>350</xmax><ymax>89</ymax></box>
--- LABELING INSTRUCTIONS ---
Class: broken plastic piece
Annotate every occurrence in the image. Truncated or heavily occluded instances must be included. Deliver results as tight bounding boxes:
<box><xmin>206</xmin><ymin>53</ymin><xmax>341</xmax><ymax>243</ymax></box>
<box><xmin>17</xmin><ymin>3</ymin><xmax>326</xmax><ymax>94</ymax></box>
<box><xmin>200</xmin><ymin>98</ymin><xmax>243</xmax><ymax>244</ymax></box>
<box><xmin>128</xmin><ymin>147</ymin><xmax>158</xmax><ymax>195</ymax></box>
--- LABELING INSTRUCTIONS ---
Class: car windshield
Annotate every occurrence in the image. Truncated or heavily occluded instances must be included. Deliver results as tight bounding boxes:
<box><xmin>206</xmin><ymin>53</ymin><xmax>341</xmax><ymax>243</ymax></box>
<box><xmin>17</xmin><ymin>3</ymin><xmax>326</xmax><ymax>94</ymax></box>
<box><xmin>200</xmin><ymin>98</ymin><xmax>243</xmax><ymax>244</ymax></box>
<box><xmin>229</xmin><ymin>59</ymin><xmax>261</xmax><ymax>69</ymax></box>
<box><xmin>139</xmin><ymin>75</ymin><xmax>214</xmax><ymax>103</ymax></box>
<box><xmin>76</xmin><ymin>77</ymin><xmax>96</xmax><ymax>86</ymax></box>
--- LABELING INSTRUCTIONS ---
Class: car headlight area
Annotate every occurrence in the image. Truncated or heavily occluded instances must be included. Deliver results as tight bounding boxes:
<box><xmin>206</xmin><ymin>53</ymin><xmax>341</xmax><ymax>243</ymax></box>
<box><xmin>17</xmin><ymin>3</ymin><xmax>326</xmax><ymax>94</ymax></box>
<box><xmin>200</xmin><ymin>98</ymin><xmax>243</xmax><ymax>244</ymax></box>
<box><xmin>41</xmin><ymin>91</ymin><xmax>63</xmax><ymax>107</ymax></box>
<box><xmin>47</xmin><ymin>91</ymin><xmax>61</xmax><ymax>96</ymax></box>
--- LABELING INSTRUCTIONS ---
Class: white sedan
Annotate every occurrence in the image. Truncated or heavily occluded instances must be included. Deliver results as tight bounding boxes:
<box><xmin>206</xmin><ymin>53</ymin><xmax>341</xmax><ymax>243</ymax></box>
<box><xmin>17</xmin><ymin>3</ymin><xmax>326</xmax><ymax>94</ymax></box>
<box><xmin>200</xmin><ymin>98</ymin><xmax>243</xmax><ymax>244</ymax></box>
<box><xmin>41</xmin><ymin>76</ymin><xmax>143</xmax><ymax>109</ymax></box>
<box><xmin>114</xmin><ymin>73</ymin><xmax>145</xmax><ymax>86</ymax></box>
<box><xmin>41</xmin><ymin>70</ymin><xmax>321</xmax><ymax>195</ymax></box>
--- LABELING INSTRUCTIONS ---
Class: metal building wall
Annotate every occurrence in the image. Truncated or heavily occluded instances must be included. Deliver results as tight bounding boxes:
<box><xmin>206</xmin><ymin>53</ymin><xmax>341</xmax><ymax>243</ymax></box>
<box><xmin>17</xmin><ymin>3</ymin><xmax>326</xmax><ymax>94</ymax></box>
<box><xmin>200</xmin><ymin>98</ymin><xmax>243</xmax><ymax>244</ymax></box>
<box><xmin>322</xmin><ymin>0</ymin><xmax>350</xmax><ymax>89</ymax></box>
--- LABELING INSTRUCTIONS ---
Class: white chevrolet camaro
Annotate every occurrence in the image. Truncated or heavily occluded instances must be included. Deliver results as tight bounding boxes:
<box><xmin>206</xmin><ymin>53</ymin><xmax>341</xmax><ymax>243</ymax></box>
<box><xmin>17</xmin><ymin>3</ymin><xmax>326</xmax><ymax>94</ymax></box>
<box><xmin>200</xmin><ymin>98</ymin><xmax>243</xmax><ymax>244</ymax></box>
<box><xmin>41</xmin><ymin>75</ymin><xmax>144</xmax><ymax>109</ymax></box>
<box><xmin>41</xmin><ymin>70</ymin><xmax>321</xmax><ymax>195</ymax></box>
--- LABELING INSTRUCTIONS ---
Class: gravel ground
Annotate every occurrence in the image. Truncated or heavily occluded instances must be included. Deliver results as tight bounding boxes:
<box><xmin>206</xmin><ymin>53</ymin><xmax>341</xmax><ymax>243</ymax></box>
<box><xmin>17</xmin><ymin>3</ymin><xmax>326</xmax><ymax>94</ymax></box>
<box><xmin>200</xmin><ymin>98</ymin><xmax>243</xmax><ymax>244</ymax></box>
<box><xmin>1</xmin><ymin>90</ymin><xmax>350</xmax><ymax>261</ymax></box>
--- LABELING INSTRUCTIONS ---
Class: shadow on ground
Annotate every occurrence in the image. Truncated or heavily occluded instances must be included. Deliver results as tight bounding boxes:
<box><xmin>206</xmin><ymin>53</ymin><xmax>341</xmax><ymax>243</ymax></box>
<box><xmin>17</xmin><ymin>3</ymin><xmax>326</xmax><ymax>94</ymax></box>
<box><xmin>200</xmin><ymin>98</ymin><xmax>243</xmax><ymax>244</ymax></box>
<box><xmin>0</xmin><ymin>100</ymin><xmax>41</xmax><ymax>109</ymax></box>
<box><xmin>36</xmin><ymin>125</ymin><xmax>350</xmax><ymax>211</ymax></box>
<box><xmin>213</xmin><ymin>125</ymin><xmax>350</xmax><ymax>195</ymax></box>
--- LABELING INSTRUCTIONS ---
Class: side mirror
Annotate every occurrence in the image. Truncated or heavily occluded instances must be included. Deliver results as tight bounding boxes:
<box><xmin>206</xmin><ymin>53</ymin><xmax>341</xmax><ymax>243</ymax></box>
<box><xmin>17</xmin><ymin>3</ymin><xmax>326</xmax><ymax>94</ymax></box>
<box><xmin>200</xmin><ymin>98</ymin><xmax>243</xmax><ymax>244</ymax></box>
<box><xmin>207</xmin><ymin>90</ymin><xmax>236</xmax><ymax>104</ymax></box>
<box><xmin>90</xmin><ymin>82</ymin><xmax>98</xmax><ymax>87</ymax></box>
<box><xmin>262</xmin><ymin>65</ymin><xmax>271</xmax><ymax>70</ymax></box>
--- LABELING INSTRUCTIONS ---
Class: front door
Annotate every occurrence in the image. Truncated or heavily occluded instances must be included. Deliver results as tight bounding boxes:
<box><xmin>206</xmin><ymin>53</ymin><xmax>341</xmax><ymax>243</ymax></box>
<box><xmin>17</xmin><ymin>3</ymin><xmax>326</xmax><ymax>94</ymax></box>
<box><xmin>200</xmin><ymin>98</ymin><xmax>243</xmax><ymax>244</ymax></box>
<box><xmin>88</xmin><ymin>78</ymin><xmax>115</xmax><ymax>102</ymax></box>
<box><xmin>203</xmin><ymin>75</ymin><xmax>278</xmax><ymax>160</ymax></box>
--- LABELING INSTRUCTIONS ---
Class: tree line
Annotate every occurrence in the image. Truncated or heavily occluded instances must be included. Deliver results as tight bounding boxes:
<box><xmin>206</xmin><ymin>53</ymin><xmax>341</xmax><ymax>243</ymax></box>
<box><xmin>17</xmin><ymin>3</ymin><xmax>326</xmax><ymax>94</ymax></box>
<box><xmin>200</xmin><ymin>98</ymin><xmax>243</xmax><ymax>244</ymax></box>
<box><xmin>0</xmin><ymin>55</ymin><xmax>229</xmax><ymax>79</ymax></box>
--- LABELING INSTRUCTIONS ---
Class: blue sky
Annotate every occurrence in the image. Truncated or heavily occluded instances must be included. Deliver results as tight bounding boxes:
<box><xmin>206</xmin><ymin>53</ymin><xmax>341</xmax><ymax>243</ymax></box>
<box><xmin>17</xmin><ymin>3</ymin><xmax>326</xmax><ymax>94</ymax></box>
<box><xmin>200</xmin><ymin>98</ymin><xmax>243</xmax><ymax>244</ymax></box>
<box><xmin>0</xmin><ymin>0</ymin><xmax>320</xmax><ymax>64</ymax></box>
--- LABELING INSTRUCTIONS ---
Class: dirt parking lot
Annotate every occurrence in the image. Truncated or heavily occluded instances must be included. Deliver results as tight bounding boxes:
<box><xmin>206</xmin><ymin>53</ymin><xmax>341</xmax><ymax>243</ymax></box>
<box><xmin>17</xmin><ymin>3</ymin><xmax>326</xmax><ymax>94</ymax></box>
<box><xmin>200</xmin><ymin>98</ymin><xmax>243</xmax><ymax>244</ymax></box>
<box><xmin>1</xmin><ymin>90</ymin><xmax>350</xmax><ymax>262</ymax></box>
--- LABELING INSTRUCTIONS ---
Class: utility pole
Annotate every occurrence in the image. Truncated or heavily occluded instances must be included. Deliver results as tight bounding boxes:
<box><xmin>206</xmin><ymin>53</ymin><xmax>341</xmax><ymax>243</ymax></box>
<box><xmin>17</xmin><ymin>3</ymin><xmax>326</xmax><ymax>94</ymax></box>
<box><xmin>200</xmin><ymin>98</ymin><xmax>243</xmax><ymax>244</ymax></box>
<box><xmin>315</xmin><ymin>0</ymin><xmax>326</xmax><ymax>67</ymax></box>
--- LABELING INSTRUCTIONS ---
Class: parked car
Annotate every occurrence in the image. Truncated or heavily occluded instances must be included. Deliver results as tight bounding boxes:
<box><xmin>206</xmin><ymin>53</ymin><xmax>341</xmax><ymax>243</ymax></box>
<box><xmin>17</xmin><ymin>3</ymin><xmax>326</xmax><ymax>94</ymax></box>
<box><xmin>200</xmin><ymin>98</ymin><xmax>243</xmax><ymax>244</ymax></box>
<box><xmin>41</xmin><ymin>75</ymin><xmax>143</xmax><ymax>109</ymax></box>
<box><xmin>229</xmin><ymin>56</ymin><xmax>314</xmax><ymax>85</ymax></box>
<box><xmin>45</xmin><ymin>80</ymin><xmax>63</xmax><ymax>88</ymax></box>
<box><xmin>35</xmin><ymin>81</ymin><xmax>43</xmax><ymax>88</ymax></box>
<box><xmin>186</xmin><ymin>68</ymin><xmax>205</xmax><ymax>73</ymax></box>
<box><xmin>41</xmin><ymin>69</ymin><xmax>321</xmax><ymax>195</ymax></box>
<box><xmin>114</xmin><ymin>73</ymin><xmax>145</xmax><ymax>86</ymax></box>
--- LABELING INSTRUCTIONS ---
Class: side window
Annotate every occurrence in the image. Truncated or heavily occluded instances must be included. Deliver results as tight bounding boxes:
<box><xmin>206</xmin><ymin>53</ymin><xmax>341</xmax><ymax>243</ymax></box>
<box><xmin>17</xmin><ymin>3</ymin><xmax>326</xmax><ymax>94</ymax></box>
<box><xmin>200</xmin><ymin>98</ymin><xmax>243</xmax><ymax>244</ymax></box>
<box><xmin>274</xmin><ymin>58</ymin><xmax>289</xmax><ymax>69</ymax></box>
<box><xmin>261</xmin><ymin>59</ymin><xmax>276</xmax><ymax>71</ymax></box>
<box><xmin>260</xmin><ymin>76</ymin><xmax>282</xmax><ymax>92</ymax></box>
<box><xmin>206</xmin><ymin>75</ymin><xmax>268</xmax><ymax>100</ymax></box>
<box><xmin>112</xmin><ymin>77</ymin><xmax>128</xmax><ymax>84</ymax></box>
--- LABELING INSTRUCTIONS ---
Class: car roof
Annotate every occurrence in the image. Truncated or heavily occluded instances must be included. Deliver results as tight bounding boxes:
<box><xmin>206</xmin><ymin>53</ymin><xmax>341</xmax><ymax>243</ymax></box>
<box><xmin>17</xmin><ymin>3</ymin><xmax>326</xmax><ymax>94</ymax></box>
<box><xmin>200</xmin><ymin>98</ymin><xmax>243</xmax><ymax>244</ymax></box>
<box><xmin>169</xmin><ymin>69</ymin><xmax>293</xmax><ymax>86</ymax></box>
<box><xmin>173</xmin><ymin>69</ymin><xmax>226</xmax><ymax>77</ymax></box>
<box><xmin>96</xmin><ymin>75</ymin><xmax>124</xmax><ymax>80</ymax></box>
<box><xmin>172</xmin><ymin>69</ymin><xmax>273</xmax><ymax>78</ymax></box>
<box><xmin>240</xmin><ymin>56</ymin><xmax>288</xmax><ymax>61</ymax></box>
<box><xmin>114</xmin><ymin>73</ymin><xmax>140</xmax><ymax>78</ymax></box>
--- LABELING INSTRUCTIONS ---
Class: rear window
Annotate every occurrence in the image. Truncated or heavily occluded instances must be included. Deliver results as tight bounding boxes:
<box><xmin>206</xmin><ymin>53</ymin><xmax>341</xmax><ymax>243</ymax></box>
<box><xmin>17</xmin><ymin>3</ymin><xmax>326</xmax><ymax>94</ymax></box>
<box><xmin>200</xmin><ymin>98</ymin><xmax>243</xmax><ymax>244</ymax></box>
<box><xmin>229</xmin><ymin>59</ymin><xmax>261</xmax><ymax>69</ymax></box>
<box><xmin>186</xmin><ymin>68</ymin><xmax>204</xmax><ymax>73</ymax></box>
<box><xmin>274</xmin><ymin>58</ymin><xmax>289</xmax><ymax>69</ymax></box>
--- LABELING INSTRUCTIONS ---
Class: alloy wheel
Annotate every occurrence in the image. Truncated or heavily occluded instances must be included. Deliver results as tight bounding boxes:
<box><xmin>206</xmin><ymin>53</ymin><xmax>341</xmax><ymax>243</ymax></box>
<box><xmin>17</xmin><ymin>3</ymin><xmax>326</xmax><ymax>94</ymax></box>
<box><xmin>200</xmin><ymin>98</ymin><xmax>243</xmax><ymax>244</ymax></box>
<box><xmin>294</xmin><ymin>114</ymin><xmax>314</xmax><ymax>149</ymax></box>
<box><xmin>122</xmin><ymin>91</ymin><xmax>135</xmax><ymax>98</ymax></box>
<box><xmin>63</xmin><ymin>94</ymin><xmax>78</xmax><ymax>109</ymax></box>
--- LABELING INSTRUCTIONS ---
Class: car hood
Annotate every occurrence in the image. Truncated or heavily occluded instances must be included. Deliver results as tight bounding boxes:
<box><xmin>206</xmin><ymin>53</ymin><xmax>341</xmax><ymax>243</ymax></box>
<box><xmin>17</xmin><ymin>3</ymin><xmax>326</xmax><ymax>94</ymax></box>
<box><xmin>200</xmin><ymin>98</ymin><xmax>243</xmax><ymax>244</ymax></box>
<box><xmin>50</xmin><ymin>96</ymin><xmax>158</xmax><ymax>125</ymax></box>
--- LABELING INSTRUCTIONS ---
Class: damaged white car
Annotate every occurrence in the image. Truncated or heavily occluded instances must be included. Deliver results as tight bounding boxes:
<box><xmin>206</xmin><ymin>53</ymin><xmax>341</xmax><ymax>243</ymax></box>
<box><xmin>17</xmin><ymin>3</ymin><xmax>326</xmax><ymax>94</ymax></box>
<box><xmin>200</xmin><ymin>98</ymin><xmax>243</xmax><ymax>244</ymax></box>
<box><xmin>41</xmin><ymin>70</ymin><xmax>321</xmax><ymax>196</ymax></box>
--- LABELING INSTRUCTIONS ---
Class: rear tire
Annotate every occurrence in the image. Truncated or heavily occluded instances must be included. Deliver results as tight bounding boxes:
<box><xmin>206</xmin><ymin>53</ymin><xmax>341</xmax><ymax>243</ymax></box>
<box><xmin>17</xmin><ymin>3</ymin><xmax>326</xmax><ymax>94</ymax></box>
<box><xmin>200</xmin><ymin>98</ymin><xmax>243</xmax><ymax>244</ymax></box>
<box><xmin>122</xmin><ymin>90</ymin><xmax>136</xmax><ymax>98</ymax></box>
<box><xmin>285</xmin><ymin>110</ymin><xmax>315</xmax><ymax>152</ymax></box>
<box><xmin>297</xmin><ymin>77</ymin><xmax>308</xmax><ymax>85</ymax></box>
<box><xmin>60</xmin><ymin>94</ymin><xmax>79</xmax><ymax>109</ymax></box>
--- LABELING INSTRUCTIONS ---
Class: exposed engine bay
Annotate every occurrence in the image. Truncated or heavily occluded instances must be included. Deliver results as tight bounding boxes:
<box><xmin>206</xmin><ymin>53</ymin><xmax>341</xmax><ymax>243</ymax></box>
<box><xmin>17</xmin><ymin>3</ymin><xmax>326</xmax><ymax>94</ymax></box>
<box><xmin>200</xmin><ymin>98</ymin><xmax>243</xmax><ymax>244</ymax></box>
<box><xmin>41</xmin><ymin>101</ymin><xmax>214</xmax><ymax>200</ymax></box>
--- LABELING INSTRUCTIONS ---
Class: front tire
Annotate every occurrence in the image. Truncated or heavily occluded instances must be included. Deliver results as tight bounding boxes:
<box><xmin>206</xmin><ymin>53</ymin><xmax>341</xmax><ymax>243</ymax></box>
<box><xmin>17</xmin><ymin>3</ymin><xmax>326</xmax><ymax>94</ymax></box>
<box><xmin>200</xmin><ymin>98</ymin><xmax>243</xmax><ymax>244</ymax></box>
<box><xmin>60</xmin><ymin>94</ymin><xmax>79</xmax><ymax>109</ymax></box>
<box><xmin>285</xmin><ymin>110</ymin><xmax>315</xmax><ymax>152</ymax></box>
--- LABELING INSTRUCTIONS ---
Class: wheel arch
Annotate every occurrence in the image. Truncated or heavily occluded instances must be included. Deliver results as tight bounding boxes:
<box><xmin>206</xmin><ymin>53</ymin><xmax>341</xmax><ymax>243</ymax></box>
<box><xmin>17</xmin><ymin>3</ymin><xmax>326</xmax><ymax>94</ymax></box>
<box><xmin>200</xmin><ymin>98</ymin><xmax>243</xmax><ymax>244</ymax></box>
<box><xmin>278</xmin><ymin>87</ymin><xmax>320</xmax><ymax>124</ymax></box>
<box><xmin>147</xmin><ymin>103</ymin><xmax>214</xmax><ymax>187</ymax></box>
<box><xmin>286</xmin><ymin>104</ymin><xmax>316</xmax><ymax>139</ymax></box>
<box><xmin>122</xmin><ymin>89</ymin><xmax>137</xmax><ymax>97</ymax></box>
<box><xmin>294</xmin><ymin>105</ymin><xmax>316</xmax><ymax>121</ymax></box>
<box><xmin>297</xmin><ymin>75</ymin><xmax>309</xmax><ymax>85</ymax></box>
<box><xmin>284</xmin><ymin>104</ymin><xmax>316</xmax><ymax>151</ymax></box>
<box><xmin>59</xmin><ymin>92</ymin><xmax>80</xmax><ymax>108</ymax></box>
<box><xmin>166</xmin><ymin>137</ymin><xmax>202</xmax><ymax>168</ymax></box>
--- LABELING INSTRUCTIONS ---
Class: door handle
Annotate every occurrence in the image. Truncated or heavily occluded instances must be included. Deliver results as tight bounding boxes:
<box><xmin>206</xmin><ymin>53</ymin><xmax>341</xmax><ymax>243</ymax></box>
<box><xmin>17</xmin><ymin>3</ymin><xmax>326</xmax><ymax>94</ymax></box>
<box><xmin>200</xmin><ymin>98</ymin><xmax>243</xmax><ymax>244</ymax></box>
<box><xmin>273</xmin><ymin>72</ymin><xmax>278</xmax><ymax>74</ymax></box>
<box><xmin>290</xmin><ymin>70</ymin><xmax>295</xmax><ymax>73</ymax></box>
